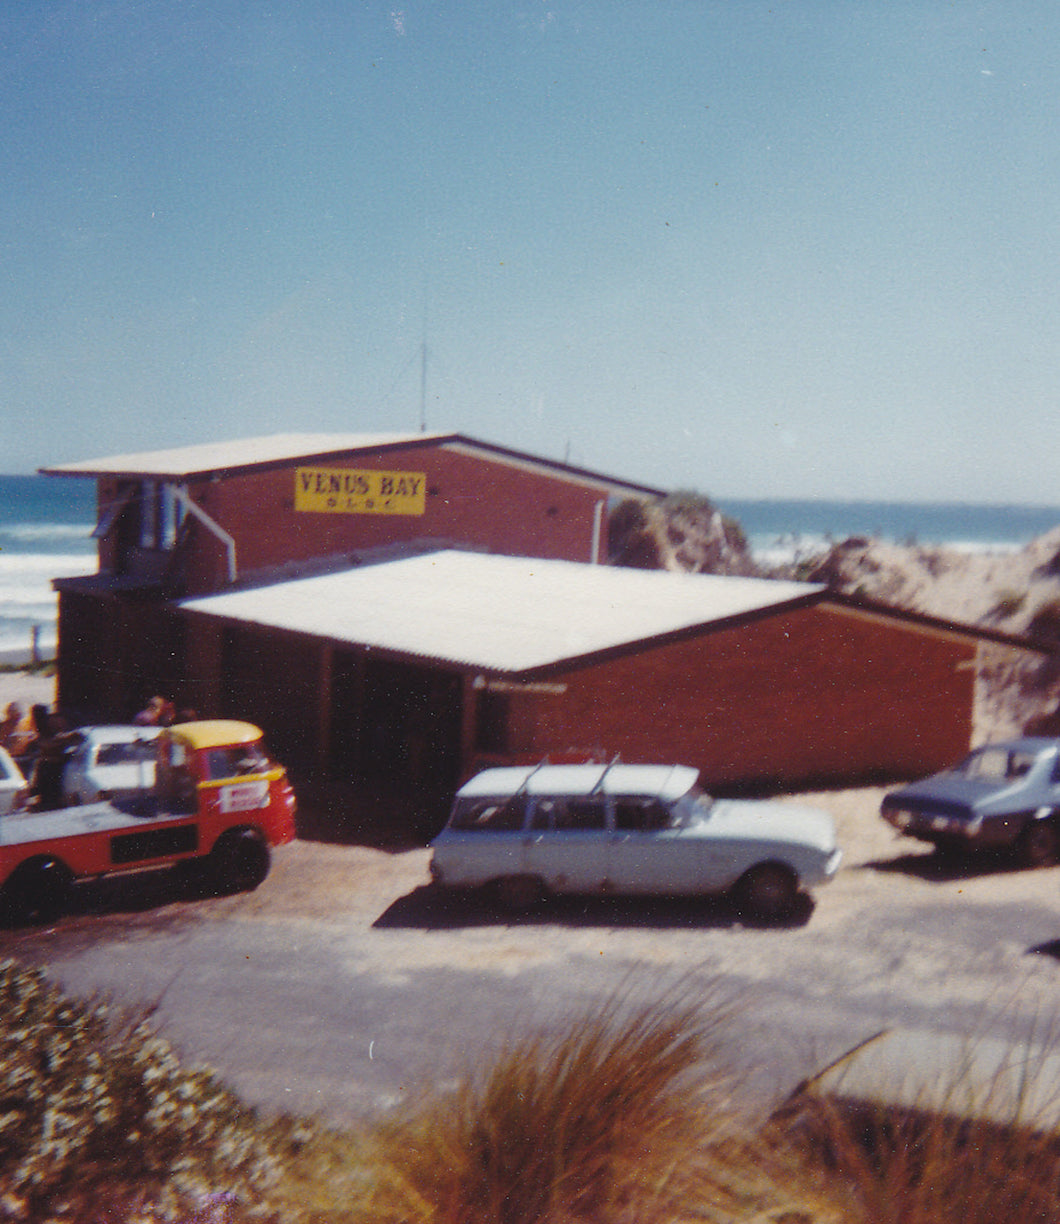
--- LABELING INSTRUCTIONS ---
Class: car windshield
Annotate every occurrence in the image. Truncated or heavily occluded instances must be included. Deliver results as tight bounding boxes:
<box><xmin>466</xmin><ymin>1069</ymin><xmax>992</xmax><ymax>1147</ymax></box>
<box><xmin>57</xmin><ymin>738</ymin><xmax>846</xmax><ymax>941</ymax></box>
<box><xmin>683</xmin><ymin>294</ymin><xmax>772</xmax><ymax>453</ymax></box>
<box><xmin>205</xmin><ymin>743</ymin><xmax>270</xmax><ymax>780</ymax></box>
<box><xmin>949</xmin><ymin>747</ymin><xmax>1038</xmax><ymax>781</ymax></box>
<box><xmin>450</xmin><ymin>796</ymin><xmax>527</xmax><ymax>831</ymax></box>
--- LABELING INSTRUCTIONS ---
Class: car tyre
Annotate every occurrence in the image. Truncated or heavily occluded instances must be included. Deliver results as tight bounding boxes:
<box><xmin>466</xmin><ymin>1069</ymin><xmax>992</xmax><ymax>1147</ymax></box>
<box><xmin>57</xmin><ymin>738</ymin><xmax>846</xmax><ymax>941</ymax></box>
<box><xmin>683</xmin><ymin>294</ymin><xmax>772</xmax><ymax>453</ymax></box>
<box><xmin>735</xmin><ymin>863</ymin><xmax>799</xmax><ymax>921</ymax></box>
<box><xmin>2</xmin><ymin>857</ymin><xmax>74</xmax><ymax>926</ymax></box>
<box><xmin>1016</xmin><ymin>818</ymin><xmax>1059</xmax><ymax>869</ymax></box>
<box><xmin>209</xmin><ymin>829</ymin><xmax>271</xmax><ymax>895</ymax></box>
<box><xmin>493</xmin><ymin>875</ymin><xmax>545</xmax><ymax>912</ymax></box>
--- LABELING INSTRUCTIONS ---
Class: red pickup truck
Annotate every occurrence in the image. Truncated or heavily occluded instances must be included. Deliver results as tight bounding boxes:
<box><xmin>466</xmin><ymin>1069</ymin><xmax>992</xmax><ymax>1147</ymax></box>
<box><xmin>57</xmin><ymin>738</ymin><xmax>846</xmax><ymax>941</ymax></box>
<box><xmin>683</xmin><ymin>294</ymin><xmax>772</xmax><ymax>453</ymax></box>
<box><xmin>0</xmin><ymin>720</ymin><xmax>296</xmax><ymax>924</ymax></box>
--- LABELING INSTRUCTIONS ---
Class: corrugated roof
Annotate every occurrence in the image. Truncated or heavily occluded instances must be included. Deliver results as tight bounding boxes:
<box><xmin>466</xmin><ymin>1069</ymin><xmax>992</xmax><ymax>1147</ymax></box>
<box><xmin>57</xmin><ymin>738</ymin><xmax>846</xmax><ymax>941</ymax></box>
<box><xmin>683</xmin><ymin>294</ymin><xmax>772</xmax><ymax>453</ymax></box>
<box><xmin>180</xmin><ymin>550</ymin><xmax>821</xmax><ymax>674</ymax></box>
<box><xmin>41</xmin><ymin>432</ymin><xmax>450</xmax><ymax>479</ymax></box>
<box><xmin>41</xmin><ymin>431</ymin><xmax>665</xmax><ymax>495</ymax></box>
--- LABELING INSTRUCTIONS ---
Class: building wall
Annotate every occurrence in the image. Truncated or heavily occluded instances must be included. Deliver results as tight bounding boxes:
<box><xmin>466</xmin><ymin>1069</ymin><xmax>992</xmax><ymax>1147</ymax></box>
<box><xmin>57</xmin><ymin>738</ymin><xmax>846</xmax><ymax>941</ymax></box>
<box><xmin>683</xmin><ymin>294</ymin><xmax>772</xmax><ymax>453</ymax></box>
<box><xmin>56</xmin><ymin>590</ymin><xmax>189</xmax><ymax>725</ymax></box>
<box><xmin>96</xmin><ymin>443</ymin><xmax>617</xmax><ymax>596</ymax></box>
<box><xmin>486</xmin><ymin>604</ymin><xmax>976</xmax><ymax>790</ymax></box>
<box><xmin>60</xmin><ymin>581</ymin><xmax>977</xmax><ymax>825</ymax></box>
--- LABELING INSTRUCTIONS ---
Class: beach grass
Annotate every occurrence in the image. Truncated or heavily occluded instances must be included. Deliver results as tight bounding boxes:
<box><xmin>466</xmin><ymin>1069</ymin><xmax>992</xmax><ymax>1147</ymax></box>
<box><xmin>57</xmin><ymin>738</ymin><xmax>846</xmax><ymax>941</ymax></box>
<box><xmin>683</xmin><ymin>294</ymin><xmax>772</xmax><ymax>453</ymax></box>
<box><xmin>774</xmin><ymin>1082</ymin><xmax>1060</xmax><ymax>1224</ymax></box>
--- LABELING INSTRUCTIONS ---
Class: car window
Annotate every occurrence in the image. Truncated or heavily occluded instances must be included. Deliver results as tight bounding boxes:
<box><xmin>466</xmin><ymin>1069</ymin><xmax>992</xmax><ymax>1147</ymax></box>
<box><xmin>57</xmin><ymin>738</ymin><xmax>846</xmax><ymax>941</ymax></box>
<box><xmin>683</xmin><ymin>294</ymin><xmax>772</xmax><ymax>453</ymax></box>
<box><xmin>96</xmin><ymin>741</ymin><xmax>157</xmax><ymax>767</ymax></box>
<box><xmin>450</xmin><ymin>796</ymin><xmax>527</xmax><ymax>832</ymax></box>
<box><xmin>1008</xmin><ymin>751</ymin><xmax>1036</xmax><ymax>778</ymax></box>
<box><xmin>957</xmin><ymin>748</ymin><xmax>1017</xmax><ymax>780</ymax></box>
<box><xmin>614</xmin><ymin>799</ymin><xmax>672</xmax><ymax>831</ymax></box>
<box><xmin>206</xmin><ymin>744</ymin><xmax>269</xmax><ymax>780</ymax></box>
<box><xmin>531</xmin><ymin>798</ymin><xmax>607</xmax><ymax>832</ymax></box>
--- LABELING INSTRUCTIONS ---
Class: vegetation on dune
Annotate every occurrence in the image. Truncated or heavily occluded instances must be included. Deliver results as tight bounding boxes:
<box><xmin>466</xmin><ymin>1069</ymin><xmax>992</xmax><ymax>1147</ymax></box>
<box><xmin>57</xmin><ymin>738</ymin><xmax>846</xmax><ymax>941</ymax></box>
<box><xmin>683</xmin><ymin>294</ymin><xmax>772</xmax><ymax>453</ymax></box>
<box><xmin>608</xmin><ymin>493</ymin><xmax>757</xmax><ymax>576</ymax></box>
<box><xmin>1028</xmin><ymin>596</ymin><xmax>1060</xmax><ymax>649</ymax></box>
<box><xmin>5</xmin><ymin>959</ymin><xmax>1060</xmax><ymax>1222</ymax></box>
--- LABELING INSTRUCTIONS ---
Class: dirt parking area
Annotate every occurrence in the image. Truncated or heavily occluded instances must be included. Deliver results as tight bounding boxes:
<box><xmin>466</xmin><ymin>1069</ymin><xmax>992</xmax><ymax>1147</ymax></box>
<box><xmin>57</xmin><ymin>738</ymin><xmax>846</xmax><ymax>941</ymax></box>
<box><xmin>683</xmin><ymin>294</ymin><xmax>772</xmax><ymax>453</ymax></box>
<box><xmin>8</xmin><ymin>781</ymin><xmax>1060</xmax><ymax>1123</ymax></box>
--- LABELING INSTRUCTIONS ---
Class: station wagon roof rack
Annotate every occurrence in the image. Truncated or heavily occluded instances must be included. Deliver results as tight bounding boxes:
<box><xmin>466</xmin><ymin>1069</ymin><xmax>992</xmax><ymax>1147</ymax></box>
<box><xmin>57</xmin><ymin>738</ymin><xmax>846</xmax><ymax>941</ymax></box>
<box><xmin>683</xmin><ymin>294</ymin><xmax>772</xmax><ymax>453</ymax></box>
<box><xmin>515</xmin><ymin>757</ymin><xmax>553</xmax><ymax>796</ymax></box>
<box><xmin>590</xmin><ymin>754</ymin><xmax>622</xmax><ymax>795</ymax></box>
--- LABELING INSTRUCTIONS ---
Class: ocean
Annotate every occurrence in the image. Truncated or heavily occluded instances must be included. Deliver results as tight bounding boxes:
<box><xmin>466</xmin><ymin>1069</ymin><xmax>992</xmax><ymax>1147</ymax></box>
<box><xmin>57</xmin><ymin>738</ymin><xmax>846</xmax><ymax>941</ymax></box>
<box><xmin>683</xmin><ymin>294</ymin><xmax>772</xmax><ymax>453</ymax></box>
<box><xmin>0</xmin><ymin>475</ymin><xmax>97</xmax><ymax>662</ymax></box>
<box><xmin>2</xmin><ymin>473</ymin><xmax>1060</xmax><ymax>662</ymax></box>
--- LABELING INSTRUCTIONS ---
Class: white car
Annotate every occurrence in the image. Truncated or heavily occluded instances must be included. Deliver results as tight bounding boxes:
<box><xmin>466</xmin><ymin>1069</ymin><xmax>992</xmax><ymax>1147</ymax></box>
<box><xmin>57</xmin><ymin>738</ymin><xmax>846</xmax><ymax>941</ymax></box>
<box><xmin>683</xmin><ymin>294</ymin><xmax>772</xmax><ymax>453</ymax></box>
<box><xmin>429</xmin><ymin>762</ymin><xmax>841</xmax><ymax>920</ymax></box>
<box><xmin>0</xmin><ymin>747</ymin><xmax>29</xmax><ymax>816</ymax></box>
<box><xmin>61</xmin><ymin>725</ymin><xmax>161</xmax><ymax>806</ymax></box>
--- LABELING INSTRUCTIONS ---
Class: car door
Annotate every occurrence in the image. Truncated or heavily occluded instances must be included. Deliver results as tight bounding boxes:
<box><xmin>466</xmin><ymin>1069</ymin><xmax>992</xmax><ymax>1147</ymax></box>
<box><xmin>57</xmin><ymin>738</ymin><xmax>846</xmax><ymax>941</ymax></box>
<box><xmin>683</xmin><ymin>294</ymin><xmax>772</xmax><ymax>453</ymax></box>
<box><xmin>522</xmin><ymin>796</ymin><xmax>609</xmax><ymax>893</ymax></box>
<box><xmin>609</xmin><ymin>798</ymin><xmax>707</xmax><ymax>894</ymax></box>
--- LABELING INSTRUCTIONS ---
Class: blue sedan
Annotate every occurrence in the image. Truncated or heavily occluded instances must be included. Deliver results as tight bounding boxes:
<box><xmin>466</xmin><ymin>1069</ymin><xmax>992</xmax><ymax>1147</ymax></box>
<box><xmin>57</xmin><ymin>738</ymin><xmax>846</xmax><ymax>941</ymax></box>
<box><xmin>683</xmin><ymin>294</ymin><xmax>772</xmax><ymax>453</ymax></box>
<box><xmin>881</xmin><ymin>738</ymin><xmax>1060</xmax><ymax>866</ymax></box>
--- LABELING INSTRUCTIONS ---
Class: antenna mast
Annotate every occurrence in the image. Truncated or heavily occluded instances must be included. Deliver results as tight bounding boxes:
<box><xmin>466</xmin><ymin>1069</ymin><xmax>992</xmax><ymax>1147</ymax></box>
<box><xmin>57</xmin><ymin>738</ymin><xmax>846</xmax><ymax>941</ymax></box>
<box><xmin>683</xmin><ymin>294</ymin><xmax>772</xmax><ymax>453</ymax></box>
<box><xmin>418</xmin><ymin>274</ymin><xmax>429</xmax><ymax>432</ymax></box>
<box><xmin>419</xmin><ymin>336</ymin><xmax>428</xmax><ymax>433</ymax></box>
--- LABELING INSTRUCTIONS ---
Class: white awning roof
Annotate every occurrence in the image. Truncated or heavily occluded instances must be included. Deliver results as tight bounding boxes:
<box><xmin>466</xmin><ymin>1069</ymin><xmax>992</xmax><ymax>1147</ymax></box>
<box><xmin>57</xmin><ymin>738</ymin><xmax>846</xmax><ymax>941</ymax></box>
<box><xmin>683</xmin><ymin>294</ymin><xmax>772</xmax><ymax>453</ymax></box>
<box><xmin>180</xmin><ymin>550</ymin><xmax>821</xmax><ymax>675</ymax></box>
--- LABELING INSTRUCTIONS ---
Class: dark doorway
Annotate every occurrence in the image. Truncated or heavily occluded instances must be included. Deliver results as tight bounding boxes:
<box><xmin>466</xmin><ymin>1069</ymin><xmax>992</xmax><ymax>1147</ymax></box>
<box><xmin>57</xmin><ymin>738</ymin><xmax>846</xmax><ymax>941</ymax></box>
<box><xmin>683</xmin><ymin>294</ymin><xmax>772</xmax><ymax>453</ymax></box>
<box><xmin>330</xmin><ymin>655</ymin><xmax>463</xmax><ymax>838</ymax></box>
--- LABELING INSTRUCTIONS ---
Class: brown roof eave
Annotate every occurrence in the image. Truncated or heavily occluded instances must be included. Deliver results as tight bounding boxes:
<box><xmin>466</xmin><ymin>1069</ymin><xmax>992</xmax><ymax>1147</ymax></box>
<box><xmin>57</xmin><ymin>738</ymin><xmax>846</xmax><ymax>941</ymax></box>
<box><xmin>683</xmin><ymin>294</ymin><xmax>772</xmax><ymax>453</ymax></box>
<box><xmin>511</xmin><ymin>589</ymin><xmax>827</xmax><ymax>681</ymax></box>
<box><xmin>818</xmin><ymin>590</ymin><xmax>1052</xmax><ymax>655</ymax></box>
<box><xmin>514</xmin><ymin>587</ymin><xmax>1053</xmax><ymax>681</ymax></box>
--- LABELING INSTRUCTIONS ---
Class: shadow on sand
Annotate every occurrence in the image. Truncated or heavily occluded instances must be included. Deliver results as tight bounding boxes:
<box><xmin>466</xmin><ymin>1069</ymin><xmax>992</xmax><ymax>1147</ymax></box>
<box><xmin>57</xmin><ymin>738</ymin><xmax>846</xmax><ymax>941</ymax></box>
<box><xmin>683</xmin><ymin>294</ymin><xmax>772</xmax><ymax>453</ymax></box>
<box><xmin>865</xmin><ymin>846</ymin><xmax>1049</xmax><ymax>884</ymax></box>
<box><xmin>372</xmin><ymin>883</ymin><xmax>815</xmax><ymax>933</ymax></box>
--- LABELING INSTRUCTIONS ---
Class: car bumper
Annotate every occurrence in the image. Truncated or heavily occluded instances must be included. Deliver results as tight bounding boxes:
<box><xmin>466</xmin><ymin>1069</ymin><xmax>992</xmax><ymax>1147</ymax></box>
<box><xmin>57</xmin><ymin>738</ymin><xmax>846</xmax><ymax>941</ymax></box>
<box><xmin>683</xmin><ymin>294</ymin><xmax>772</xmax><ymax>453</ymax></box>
<box><xmin>882</xmin><ymin>807</ymin><xmax>1018</xmax><ymax>848</ymax></box>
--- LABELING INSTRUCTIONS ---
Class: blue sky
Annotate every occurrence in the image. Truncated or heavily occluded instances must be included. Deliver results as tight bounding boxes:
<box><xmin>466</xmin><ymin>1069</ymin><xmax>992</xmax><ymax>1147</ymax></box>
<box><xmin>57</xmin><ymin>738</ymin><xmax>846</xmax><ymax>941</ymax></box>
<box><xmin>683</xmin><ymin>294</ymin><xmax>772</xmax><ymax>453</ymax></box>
<box><xmin>3</xmin><ymin>1</ymin><xmax>1059</xmax><ymax>503</ymax></box>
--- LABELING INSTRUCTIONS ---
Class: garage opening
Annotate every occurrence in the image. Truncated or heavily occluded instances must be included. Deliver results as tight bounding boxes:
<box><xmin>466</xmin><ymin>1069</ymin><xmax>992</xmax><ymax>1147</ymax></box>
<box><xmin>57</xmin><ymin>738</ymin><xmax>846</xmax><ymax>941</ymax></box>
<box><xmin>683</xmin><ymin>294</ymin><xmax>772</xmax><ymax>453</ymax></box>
<box><xmin>329</xmin><ymin>654</ymin><xmax>463</xmax><ymax>839</ymax></box>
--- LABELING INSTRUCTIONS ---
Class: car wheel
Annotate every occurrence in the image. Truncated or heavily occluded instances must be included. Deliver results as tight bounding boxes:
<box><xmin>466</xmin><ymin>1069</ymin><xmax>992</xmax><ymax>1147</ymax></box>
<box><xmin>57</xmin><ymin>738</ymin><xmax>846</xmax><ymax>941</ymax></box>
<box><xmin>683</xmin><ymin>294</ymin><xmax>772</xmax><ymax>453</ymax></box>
<box><xmin>1016</xmin><ymin>818</ymin><xmax>1059</xmax><ymax>868</ymax></box>
<box><xmin>209</xmin><ymin>829</ymin><xmax>271</xmax><ymax>895</ymax></box>
<box><xmin>735</xmin><ymin>863</ymin><xmax>799</xmax><ymax>921</ymax></box>
<box><xmin>493</xmin><ymin>875</ymin><xmax>545</xmax><ymax>912</ymax></box>
<box><xmin>2</xmin><ymin>858</ymin><xmax>74</xmax><ymax>926</ymax></box>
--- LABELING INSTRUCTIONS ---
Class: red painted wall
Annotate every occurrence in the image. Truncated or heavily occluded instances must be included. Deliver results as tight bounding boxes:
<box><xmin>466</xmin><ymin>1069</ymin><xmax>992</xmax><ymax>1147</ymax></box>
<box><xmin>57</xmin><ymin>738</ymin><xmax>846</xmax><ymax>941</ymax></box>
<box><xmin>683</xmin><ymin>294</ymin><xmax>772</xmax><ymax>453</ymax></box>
<box><xmin>106</xmin><ymin>443</ymin><xmax>615</xmax><ymax>595</ymax></box>
<box><xmin>486</xmin><ymin>604</ymin><xmax>976</xmax><ymax>789</ymax></box>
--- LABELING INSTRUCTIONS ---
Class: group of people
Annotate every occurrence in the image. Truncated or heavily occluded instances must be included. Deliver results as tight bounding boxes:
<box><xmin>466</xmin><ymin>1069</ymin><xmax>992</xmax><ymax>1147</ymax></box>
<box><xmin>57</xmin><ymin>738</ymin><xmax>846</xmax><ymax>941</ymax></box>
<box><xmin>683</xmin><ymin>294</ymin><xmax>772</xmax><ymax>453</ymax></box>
<box><xmin>133</xmin><ymin>695</ymin><xmax>198</xmax><ymax>727</ymax></box>
<box><xmin>0</xmin><ymin>693</ymin><xmax>199</xmax><ymax>813</ymax></box>
<box><xmin>0</xmin><ymin>702</ymin><xmax>80</xmax><ymax>811</ymax></box>
<box><xmin>0</xmin><ymin>702</ymin><xmax>34</xmax><ymax>757</ymax></box>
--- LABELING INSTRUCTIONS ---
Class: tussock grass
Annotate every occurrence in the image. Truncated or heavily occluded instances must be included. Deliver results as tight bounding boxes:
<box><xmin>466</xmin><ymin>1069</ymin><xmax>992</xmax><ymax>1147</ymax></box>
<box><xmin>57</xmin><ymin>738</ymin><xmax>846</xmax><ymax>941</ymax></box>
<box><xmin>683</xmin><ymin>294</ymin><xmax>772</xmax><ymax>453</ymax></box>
<box><xmin>346</xmin><ymin>988</ymin><xmax>773</xmax><ymax>1224</ymax></box>
<box><xmin>770</xmin><ymin>1029</ymin><xmax>1060</xmax><ymax>1224</ymax></box>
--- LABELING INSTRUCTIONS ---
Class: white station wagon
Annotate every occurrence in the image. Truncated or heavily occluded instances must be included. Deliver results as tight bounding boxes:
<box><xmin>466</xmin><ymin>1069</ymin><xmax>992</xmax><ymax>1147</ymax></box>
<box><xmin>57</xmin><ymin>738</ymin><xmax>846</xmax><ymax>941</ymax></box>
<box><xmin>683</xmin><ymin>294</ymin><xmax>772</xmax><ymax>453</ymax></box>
<box><xmin>429</xmin><ymin>762</ymin><xmax>841</xmax><ymax>920</ymax></box>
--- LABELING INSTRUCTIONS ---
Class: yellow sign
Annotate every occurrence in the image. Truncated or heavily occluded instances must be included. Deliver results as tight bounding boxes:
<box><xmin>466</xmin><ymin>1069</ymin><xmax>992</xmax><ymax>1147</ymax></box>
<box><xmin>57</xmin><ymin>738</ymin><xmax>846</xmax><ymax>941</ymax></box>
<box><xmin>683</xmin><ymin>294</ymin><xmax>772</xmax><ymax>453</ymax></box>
<box><xmin>295</xmin><ymin>467</ymin><xmax>427</xmax><ymax>516</ymax></box>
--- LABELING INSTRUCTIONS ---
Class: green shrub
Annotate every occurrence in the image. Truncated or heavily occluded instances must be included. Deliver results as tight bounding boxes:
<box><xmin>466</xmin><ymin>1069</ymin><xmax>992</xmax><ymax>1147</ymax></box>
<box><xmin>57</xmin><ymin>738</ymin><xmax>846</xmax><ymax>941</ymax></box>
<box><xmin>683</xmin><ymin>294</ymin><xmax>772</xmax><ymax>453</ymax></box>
<box><xmin>0</xmin><ymin>959</ymin><xmax>283</xmax><ymax>1222</ymax></box>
